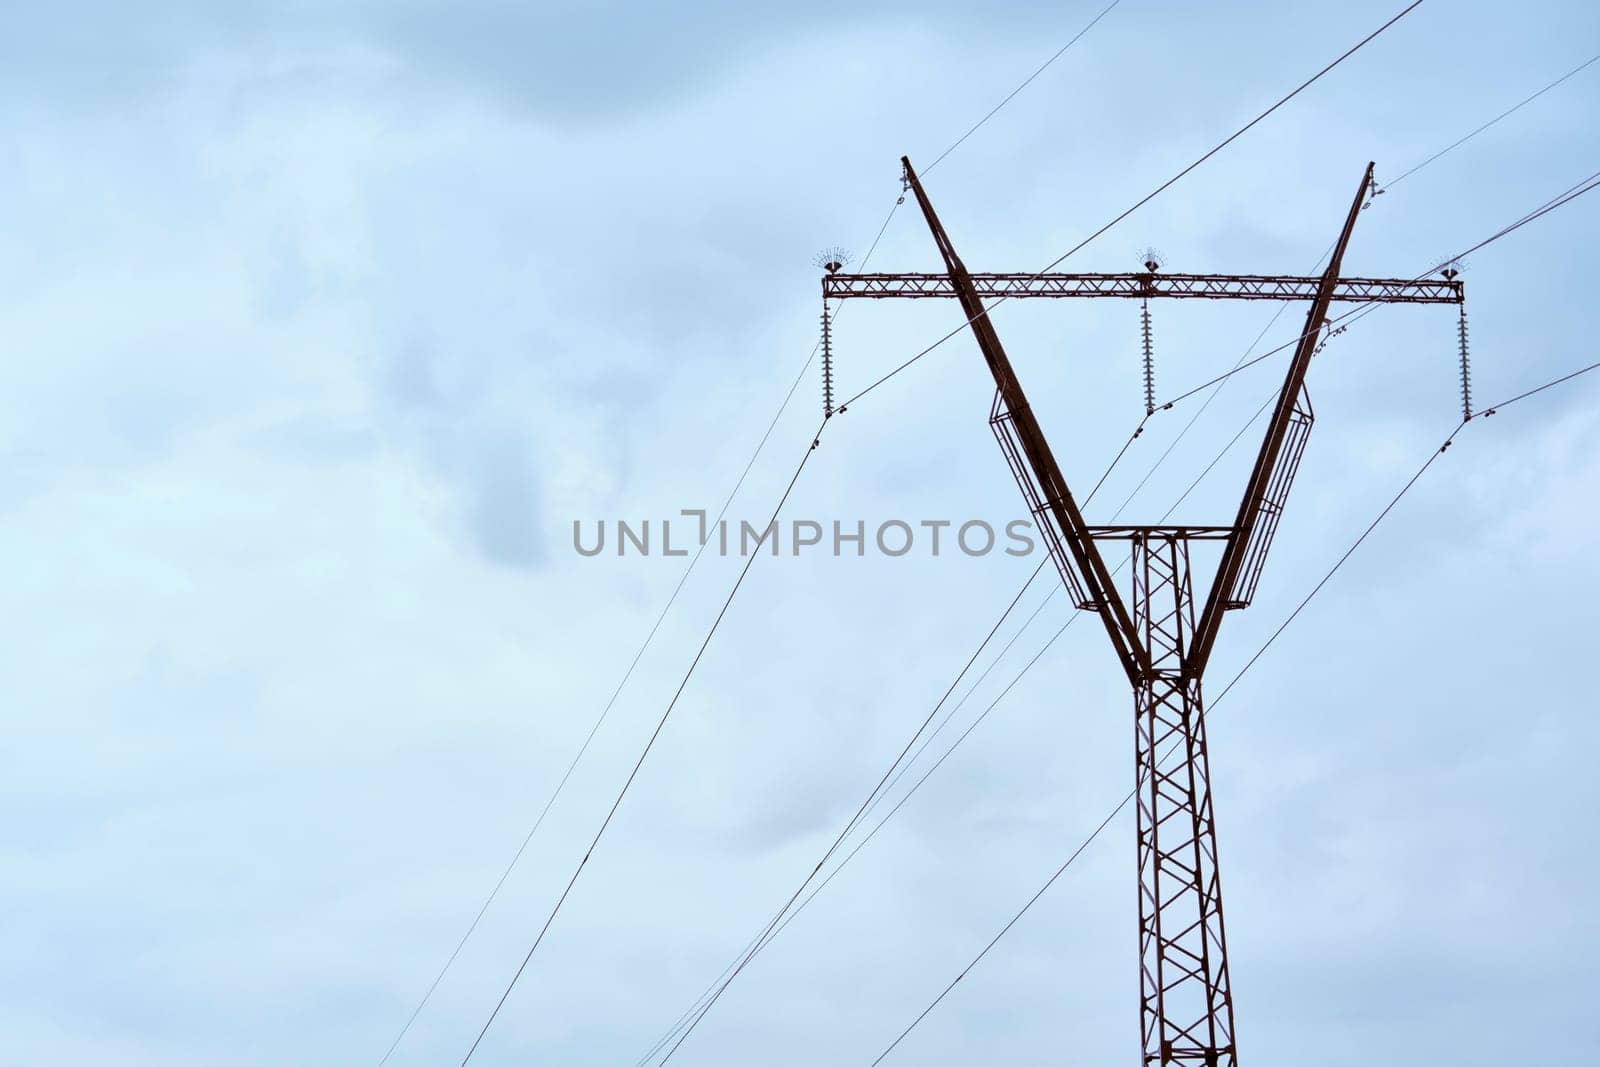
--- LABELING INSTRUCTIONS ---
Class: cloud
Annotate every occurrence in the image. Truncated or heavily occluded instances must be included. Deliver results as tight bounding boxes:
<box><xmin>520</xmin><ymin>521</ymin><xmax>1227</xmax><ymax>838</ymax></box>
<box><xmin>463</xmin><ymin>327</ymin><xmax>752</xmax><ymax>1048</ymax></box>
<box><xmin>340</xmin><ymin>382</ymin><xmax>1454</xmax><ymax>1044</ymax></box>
<box><xmin>3</xmin><ymin>2</ymin><xmax>1599</xmax><ymax>1065</ymax></box>
<box><xmin>466</xmin><ymin>431</ymin><xmax>546</xmax><ymax>567</ymax></box>
<box><xmin>0</xmin><ymin>1</ymin><xmax>1032</xmax><ymax>120</ymax></box>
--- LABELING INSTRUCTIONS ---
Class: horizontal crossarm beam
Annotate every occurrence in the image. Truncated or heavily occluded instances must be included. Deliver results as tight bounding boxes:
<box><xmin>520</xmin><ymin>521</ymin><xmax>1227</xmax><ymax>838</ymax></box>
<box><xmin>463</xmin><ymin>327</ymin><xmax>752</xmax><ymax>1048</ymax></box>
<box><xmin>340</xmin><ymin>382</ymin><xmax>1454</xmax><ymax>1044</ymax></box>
<box><xmin>1088</xmin><ymin>526</ymin><xmax>1234</xmax><ymax>541</ymax></box>
<box><xmin>824</xmin><ymin>271</ymin><xmax>1460</xmax><ymax>304</ymax></box>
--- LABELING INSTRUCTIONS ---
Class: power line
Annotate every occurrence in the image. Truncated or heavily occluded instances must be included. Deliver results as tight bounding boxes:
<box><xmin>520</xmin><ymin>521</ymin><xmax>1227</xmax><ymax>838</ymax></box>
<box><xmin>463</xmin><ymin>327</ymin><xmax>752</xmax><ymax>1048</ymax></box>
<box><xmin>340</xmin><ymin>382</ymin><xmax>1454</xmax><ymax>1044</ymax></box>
<box><xmin>377</xmin><ymin>200</ymin><xmax>900</xmax><ymax>1065</ymax></box>
<box><xmin>640</xmin><ymin>577</ymin><xmax>1068</xmax><ymax>1063</ymax></box>
<box><xmin>634</xmin><ymin>338</ymin><xmax>1291</xmax><ymax>1063</ymax></box>
<box><xmin>429</xmin><ymin>6</ymin><xmax>1140</xmax><ymax>1057</ymax></box>
<box><xmin>639</xmin><ymin>374</ymin><xmax>1188</xmax><ymax>1063</ymax></box>
<box><xmin>867</xmin><ymin>355</ymin><xmax>1600</xmax><ymax>1063</ymax></box>
<box><xmin>1109</xmin><ymin>272</ymin><xmax>1319</xmax><ymax>519</ymax></box>
<box><xmin>645</xmin><ymin>373</ymin><xmax>1233</xmax><ymax>1059</ymax></box>
<box><xmin>637</xmin><ymin>61</ymin><xmax>1600</xmax><ymax>1062</ymax></box>
<box><xmin>649</xmin><ymin>565</ymin><xmax>1053</xmax><ymax>1064</ymax></box>
<box><xmin>377</xmin><ymin>339</ymin><xmax>820</xmax><ymax>1067</ymax></box>
<box><xmin>627</xmin><ymin>47</ymin><xmax>1452</xmax><ymax>1017</ymax></box>
<box><xmin>869</xmin><ymin>788</ymin><xmax>1128</xmax><ymax>1066</ymax></box>
<box><xmin>632</xmin><ymin>565</ymin><xmax>1060</xmax><ymax>1065</ymax></box>
<box><xmin>1157</xmin><ymin>166</ymin><xmax>1600</xmax><ymax>410</ymax></box>
<box><xmin>1476</xmin><ymin>357</ymin><xmax>1600</xmax><ymax>412</ymax></box>
<box><xmin>1445</xmin><ymin>169</ymin><xmax>1600</xmax><ymax>263</ymax></box>
<box><xmin>642</xmin><ymin>388</ymin><xmax>1274</xmax><ymax>1063</ymax></box>
<box><xmin>835</xmin><ymin>63</ymin><xmax>1600</xmax><ymax>880</ymax></box>
<box><xmin>924</xmin><ymin>0</ymin><xmax>1124</xmax><ymax>174</ymax></box>
<box><xmin>436</xmin><ymin>3</ymin><xmax>1508</xmax><ymax>1055</ymax></box>
<box><xmin>844</xmin><ymin>571</ymin><xmax>1058</xmax><ymax>849</ymax></box>
<box><xmin>1382</xmin><ymin>52</ymin><xmax>1600</xmax><ymax>191</ymax></box>
<box><xmin>390</xmin><ymin>37</ymin><xmax>1587</xmax><ymax>1055</ymax></box>
<box><xmin>841</xmin><ymin>0</ymin><xmax>1427</xmax><ymax>409</ymax></box>
<box><xmin>860</xmin><ymin>164</ymin><xmax>1600</xmax><ymax>1060</ymax></box>
<box><xmin>861</xmin><ymin>170</ymin><xmax>1600</xmax><ymax>1051</ymax></box>
<box><xmin>465</xmin><ymin>406</ymin><xmax>1056</xmax><ymax>1062</ymax></box>
<box><xmin>642</xmin><ymin>48</ymin><xmax>1596</xmax><ymax>1062</ymax></box>
<box><xmin>637</xmin><ymin>15</ymin><xmax>1471</xmax><ymax>1042</ymax></box>
<box><xmin>383</xmin><ymin>3</ymin><xmax>1138</xmax><ymax>1050</ymax></box>
<box><xmin>1101</xmin><ymin>44</ymin><xmax>1600</xmax><ymax>518</ymax></box>
<box><xmin>457</xmin><ymin>430</ymin><xmax>823</xmax><ymax>1064</ymax></box>
<box><xmin>382</xmin><ymin>166</ymin><xmax>905</xmax><ymax>1067</ymax></box>
<box><xmin>644</xmin><ymin>235</ymin><xmax>1404</xmax><ymax>1066</ymax></box>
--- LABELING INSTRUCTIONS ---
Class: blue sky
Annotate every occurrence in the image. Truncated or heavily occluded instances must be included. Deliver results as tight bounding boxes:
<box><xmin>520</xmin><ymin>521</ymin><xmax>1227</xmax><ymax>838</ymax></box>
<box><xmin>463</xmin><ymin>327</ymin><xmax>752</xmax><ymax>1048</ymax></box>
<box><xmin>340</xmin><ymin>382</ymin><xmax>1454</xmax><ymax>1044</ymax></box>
<box><xmin>2</xmin><ymin>2</ymin><xmax>1598</xmax><ymax>1064</ymax></box>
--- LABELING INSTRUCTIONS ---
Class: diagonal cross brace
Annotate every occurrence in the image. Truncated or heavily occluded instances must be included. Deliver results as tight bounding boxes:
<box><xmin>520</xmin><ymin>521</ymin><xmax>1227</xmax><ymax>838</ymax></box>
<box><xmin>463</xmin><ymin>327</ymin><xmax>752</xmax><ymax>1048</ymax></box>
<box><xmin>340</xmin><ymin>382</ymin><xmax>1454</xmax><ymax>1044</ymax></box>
<box><xmin>900</xmin><ymin>156</ymin><xmax>1150</xmax><ymax>683</ymax></box>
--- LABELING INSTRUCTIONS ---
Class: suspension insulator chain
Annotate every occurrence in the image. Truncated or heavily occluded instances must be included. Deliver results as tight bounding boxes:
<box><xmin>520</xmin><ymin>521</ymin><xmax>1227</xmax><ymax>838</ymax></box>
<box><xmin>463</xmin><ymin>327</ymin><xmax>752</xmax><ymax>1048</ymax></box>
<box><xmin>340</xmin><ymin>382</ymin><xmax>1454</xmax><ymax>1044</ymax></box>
<box><xmin>1361</xmin><ymin>171</ymin><xmax>1386</xmax><ymax>211</ymax></box>
<box><xmin>1456</xmin><ymin>303</ymin><xmax>1472</xmax><ymax>422</ymax></box>
<box><xmin>820</xmin><ymin>303</ymin><xmax>835</xmax><ymax>419</ymax></box>
<box><xmin>1140</xmin><ymin>297</ymin><xmax>1155</xmax><ymax>416</ymax></box>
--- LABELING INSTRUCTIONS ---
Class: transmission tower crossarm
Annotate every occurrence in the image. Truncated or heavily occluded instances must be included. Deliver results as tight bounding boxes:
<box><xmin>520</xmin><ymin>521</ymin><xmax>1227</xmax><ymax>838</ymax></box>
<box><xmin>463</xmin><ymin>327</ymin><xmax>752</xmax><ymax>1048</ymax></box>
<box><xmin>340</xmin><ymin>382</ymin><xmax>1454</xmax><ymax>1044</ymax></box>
<box><xmin>900</xmin><ymin>155</ymin><xmax>1149</xmax><ymax>682</ymax></box>
<box><xmin>823</xmin><ymin>271</ymin><xmax>1461</xmax><ymax>304</ymax></box>
<box><xmin>1188</xmin><ymin>161</ymin><xmax>1375</xmax><ymax>679</ymax></box>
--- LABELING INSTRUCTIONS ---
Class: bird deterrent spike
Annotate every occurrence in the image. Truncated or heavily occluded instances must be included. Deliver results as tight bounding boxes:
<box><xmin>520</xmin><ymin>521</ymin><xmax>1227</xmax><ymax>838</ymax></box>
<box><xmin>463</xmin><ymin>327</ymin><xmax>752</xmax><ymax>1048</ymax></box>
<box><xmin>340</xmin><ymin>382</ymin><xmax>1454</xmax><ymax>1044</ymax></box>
<box><xmin>813</xmin><ymin>246</ymin><xmax>853</xmax><ymax>276</ymax></box>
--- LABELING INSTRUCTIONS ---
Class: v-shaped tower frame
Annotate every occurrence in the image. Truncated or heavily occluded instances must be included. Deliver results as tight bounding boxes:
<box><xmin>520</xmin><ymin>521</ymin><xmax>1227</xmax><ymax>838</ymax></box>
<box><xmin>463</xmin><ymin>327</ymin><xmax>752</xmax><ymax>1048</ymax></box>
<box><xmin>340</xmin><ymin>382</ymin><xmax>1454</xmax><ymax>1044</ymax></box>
<box><xmin>828</xmin><ymin>157</ymin><xmax>1463</xmax><ymax>1066</ymax></box>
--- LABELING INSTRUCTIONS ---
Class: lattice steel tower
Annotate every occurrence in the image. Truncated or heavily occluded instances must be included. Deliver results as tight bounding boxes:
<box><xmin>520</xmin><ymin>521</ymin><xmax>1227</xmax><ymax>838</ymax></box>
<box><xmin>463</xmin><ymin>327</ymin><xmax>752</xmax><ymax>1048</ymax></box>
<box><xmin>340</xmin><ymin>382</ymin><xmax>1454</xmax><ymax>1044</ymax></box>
<box><xmin>824</xmin><ymin>157</ymin><xmax>1462</xmax><ymax>1066</ymax></box>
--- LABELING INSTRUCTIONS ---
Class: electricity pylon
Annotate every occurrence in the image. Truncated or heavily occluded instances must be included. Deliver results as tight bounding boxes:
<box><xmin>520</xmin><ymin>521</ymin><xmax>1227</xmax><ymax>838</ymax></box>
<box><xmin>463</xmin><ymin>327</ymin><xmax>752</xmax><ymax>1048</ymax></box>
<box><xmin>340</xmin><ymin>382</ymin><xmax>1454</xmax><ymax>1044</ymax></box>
<box><xmin>826</xmin><ymin>157</ymin><xmax>1462</xmax><ymax>1066</ymax></box>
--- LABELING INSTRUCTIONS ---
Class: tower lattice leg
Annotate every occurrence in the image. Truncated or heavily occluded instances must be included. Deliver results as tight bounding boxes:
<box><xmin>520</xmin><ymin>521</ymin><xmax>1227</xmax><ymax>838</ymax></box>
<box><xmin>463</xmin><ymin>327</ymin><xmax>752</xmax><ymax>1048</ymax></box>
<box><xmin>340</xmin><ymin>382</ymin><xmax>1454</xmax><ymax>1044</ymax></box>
<box><xmin>1132</xmin><ymin>533</ymin><xmax>1236</xmax><ymax>1067</ymax></box>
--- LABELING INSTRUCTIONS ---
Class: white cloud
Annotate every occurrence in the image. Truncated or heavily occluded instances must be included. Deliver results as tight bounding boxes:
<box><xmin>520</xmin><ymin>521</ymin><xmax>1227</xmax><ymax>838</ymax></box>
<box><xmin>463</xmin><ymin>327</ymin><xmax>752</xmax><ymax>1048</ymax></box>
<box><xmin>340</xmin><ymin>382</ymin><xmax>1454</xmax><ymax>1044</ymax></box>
<box><xmin>2</xmin><ymin>2</ymin><xmax>1598</xmax><ymax>1064</ymax></box>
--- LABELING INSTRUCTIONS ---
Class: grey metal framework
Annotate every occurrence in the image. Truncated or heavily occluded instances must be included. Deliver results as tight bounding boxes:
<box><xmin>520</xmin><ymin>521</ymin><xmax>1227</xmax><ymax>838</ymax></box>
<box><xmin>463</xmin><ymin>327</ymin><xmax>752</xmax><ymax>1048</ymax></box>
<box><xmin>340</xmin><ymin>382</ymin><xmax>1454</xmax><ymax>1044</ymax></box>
<box><xmin>864</xmin><ymin>154</ymin><xmax>1450</xmax><ymax>1067</ymax></box>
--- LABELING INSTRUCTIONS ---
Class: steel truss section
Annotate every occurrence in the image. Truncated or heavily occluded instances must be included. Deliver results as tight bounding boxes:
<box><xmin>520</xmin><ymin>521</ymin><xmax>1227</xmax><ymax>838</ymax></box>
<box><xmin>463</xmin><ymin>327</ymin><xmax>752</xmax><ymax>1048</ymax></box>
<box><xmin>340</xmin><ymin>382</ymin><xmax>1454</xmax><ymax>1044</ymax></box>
<box><xmin>1225</xmin><ymin>386</ymin><xmax>1313</xmax><ymax>610</ymax></box>
<box><xmin>1132</xmin><ymin>531</ymin><xmax>1235</xmax><ymax>1067</ymax></box>
<box><xmin>990</xmin><ymin>389</ymin><xmax>1096</xmax><ymax>609</ymax></box>
<box><xmin>823</xmin><ymin>271</ymin><xmax>1461</xmax><ymax>304</ymax></box>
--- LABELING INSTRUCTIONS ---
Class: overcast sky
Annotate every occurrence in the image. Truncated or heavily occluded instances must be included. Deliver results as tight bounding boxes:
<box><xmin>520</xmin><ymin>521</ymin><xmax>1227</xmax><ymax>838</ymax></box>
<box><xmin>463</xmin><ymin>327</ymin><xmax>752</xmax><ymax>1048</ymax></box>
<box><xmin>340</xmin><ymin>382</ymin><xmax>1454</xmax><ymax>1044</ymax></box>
<box><xmin>3</xmin><ymin>2</ymin><xmax>1599</xmax><ymax>1065</ymax></box>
